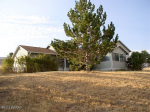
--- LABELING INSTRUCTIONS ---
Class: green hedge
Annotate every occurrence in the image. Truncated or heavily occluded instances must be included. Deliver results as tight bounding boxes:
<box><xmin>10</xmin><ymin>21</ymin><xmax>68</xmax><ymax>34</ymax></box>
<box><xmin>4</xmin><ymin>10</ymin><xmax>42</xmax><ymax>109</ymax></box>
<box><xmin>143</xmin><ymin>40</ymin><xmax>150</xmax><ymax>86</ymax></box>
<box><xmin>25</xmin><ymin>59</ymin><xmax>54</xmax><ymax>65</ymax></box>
<box><xmin>17</xmin><ymin>54</ymin><xmax>59</xmax><ymax>73</ymax></box>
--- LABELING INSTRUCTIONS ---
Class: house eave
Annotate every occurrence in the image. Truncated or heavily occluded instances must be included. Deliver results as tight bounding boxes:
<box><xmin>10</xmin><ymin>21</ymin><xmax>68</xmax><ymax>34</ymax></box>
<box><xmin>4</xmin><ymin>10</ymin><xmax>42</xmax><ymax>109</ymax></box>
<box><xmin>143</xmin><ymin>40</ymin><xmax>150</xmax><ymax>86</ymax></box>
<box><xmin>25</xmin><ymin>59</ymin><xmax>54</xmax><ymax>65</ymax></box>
<box><xmin>29</xmin><ymin>51</ymin><xmax>57</xmax><ymax>55</ymax></box>
<box><xmin>118</xmin><ymin>40</ymin><xmax>131</xmax><ymax>52</ymax></box>
<box><xmin>117</xmin><ymin>46</ymin><xmax>129</xmax><ymax>55</ymax></box>
<box><xmin>12</xmin><ymin>46</ymin><xmax>20</xmax><ymax>58</ymax></box>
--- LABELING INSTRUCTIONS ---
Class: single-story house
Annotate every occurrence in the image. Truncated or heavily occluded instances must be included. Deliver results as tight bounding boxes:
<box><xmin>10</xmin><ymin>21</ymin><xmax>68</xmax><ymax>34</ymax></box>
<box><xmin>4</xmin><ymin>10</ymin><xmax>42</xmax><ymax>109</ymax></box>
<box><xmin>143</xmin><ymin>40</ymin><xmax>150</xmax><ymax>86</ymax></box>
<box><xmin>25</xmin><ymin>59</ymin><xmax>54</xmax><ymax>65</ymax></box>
<box><xmin>93</xmin><ymin>40</ymin><xmax>131</xmax><ymax>71</ymax></box>
<box><xmin>13</xmin><ymin>40</ymin><xmax>131</xmax><ymax>71</ymax></box>
<box><xmin>12</xmin><ymin>45</ymin><xmax>57</xmax><ymax>72</ymax></box>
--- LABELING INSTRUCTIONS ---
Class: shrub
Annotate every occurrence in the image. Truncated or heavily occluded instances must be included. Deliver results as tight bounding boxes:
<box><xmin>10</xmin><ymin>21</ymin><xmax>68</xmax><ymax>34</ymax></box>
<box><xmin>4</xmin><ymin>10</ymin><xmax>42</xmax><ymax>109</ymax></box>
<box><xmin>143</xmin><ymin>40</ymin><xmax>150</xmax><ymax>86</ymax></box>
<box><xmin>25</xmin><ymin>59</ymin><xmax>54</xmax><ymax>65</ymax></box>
<box><xmin>2</xmin><ymin>57</ymin><xmax>14</xmax><ymax>74</ymax></box>
<box><xmin>127</xmin><ymin>50</ymin><xmax>150</xmax><ymax>70</ymax></box>
<box><xmin>17</xmin><ymin>54</ymin><xmax>59</xmax><ymax>73</ymax></box>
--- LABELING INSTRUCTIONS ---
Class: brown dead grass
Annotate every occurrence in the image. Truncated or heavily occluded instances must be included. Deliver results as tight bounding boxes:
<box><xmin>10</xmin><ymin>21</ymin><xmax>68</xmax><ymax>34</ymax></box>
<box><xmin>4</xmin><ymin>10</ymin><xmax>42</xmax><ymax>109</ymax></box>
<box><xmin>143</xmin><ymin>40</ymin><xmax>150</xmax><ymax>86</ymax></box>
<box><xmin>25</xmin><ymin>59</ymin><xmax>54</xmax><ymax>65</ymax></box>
<box><xmin>0</xmin><ymin>70</ymin><xmax>150</xmax><ymax>112</ymax></box>
<box><xmin>143</xmin><ymin>67</ymin><xmax>150</xmax><ymax>71</ymax></box>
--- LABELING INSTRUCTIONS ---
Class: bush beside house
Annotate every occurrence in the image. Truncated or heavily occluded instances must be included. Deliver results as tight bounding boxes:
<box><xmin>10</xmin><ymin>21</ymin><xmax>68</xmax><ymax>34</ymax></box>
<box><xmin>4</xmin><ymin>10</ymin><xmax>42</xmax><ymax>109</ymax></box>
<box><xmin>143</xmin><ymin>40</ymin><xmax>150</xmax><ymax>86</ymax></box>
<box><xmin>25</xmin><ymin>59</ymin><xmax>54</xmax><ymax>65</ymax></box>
<box><xmin>16</xmin><ymin>54</ymin><xmax>59</xmax><ymax>73</ymax></box>
<box><xmin>127</xmin><ymin>50</ymin><xmax>150</xmax><ymax>70</ymax></box>
<box><xmin>1</xmin><ymin>57</ymin><xmax>14</xmax><ymax>74</ymax></box>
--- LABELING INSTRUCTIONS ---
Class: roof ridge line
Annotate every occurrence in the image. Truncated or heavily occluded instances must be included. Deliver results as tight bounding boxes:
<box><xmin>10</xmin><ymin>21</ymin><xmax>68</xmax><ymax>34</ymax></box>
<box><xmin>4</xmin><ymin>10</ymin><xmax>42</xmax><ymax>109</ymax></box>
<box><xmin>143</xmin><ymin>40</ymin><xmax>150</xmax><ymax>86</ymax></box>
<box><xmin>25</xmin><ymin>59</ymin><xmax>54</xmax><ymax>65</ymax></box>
<box><xmin>19</xmin><ymin>45</ymin><xmax>46</xmax><ymax>49</ymax></box>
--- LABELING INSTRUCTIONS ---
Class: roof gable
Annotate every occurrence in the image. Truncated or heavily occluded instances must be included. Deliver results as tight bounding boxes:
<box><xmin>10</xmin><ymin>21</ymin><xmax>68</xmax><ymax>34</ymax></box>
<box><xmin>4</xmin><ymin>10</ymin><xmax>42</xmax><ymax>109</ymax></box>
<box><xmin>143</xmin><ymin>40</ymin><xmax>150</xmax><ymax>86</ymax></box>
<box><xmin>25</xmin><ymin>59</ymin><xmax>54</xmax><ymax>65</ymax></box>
<box><xmin>112</xmin><ymin>40</ymin><xmax>131</xmax><ymax>55</ymax></box>
<box><xmin>118</xmin><ymin>40</ymin><xmax>131</xmax><ymax>52</ymax></box>
<box><xmin>20</xmin><ymin>45</ymin><xmax>57</xmax><ymax>55</ymax></box>
<box><xmin>13</xmin><ymin>45</ymin><xmax>57</xmax><ymax>58</ymax></box>
<box><xmin>116</xmin><ymin>41</ymin><xmax>131</xmax><ymax>54</ymax></box>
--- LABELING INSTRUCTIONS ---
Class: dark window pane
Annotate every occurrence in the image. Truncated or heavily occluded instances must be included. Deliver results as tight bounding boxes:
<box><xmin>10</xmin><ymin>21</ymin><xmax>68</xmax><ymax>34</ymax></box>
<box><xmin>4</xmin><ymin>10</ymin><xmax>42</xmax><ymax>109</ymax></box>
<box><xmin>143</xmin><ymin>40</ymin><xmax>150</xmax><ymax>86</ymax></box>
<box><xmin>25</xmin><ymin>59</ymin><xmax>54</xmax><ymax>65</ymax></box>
<box><xmin>120</xmin><ymin>54</ymin><xmax>126</xmax><ymax>62</ymax></box>
<box><xmin>113</xmin><ymin>53</ymin><xmax>119</xmax><ymax>61</ymax></box>
<box><xmin>120</xmin><ymin>54</ymin><xmax>123</xmax><ymax>62</ymax></box>
<box><xmin>101</xmin><ymin>55</ymin><xmax>110</xmax><ymax>61</ymax></box>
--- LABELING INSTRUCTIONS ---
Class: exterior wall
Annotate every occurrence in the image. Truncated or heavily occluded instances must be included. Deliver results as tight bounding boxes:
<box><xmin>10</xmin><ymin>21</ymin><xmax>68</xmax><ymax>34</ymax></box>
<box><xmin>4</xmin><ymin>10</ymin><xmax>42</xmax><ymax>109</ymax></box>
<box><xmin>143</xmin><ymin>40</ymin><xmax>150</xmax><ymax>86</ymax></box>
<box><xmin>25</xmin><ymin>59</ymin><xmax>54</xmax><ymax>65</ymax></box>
<box><xmin>49</xmin><ymin>46</ymin><xmax>55</xmax><ymax>52</ymax></box>
<box><xmin>94</xmin><ymin>61</ymin><xmax>111</xmax><ymax>71</ymax></box>
<box><xmin>117</xmin><ymin>41</ymin><xmax>130</xmax><ymax>54</ymax></box>
<box><xmin>15</xmin><ymin>47</ymin><xmax>28</xmax><ymax>58</ymax></box>
<box><xmin>112</xmin><ymin>47</ymin><xmax>128</xmax><ymax>70</ymax></box>
<box><xmin>126</xmin><ymin>55</ymin><xmax>130</xmax><ymax>61</ymax></box>
<box><xmin>13</xmin><ymin>47</ymin><xmax>28</xmax><ymax>71</ymax></box>
<box><xmin>93</xmin><ymin>53</ymin><xmax>112</xmax><ymax>71</ymax></box>
<box><xmin>112</xmin><ymin>47</ymin><xmax>126</xmax><ymax>54</ymax></box>
<box><xmin>112</xmin><ymin>47</ymin><xmax>129</xmax><ymax>61</ymax></box>
<box><xmin>112</xmin><ymin>61</ymin><xmax>127</xmax><ymax>70</ymax></box>
<box><xmin>94</xmin><ymin>46</ymin><xmax>129</xmax><ymax>71</ymax></box>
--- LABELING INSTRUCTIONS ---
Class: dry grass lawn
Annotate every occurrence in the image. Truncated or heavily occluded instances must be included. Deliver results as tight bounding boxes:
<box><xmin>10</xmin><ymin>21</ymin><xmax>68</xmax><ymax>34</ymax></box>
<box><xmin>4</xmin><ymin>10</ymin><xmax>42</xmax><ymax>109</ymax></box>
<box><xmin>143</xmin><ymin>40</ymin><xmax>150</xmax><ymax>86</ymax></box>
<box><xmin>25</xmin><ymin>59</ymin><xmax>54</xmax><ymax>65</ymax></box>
<box><xmin>0</xmin><ymin>67</ymin><xmax>150</xmax><ymax>112</ymax></box>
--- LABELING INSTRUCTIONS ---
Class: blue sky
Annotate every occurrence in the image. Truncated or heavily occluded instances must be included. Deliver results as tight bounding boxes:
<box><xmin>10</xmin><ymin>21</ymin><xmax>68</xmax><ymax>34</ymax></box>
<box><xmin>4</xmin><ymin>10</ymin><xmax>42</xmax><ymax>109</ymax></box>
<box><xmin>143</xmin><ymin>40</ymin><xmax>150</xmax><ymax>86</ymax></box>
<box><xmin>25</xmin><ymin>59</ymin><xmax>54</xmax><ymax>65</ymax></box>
<box><xmin>0</xmin><ymin>0</ymin><xmax>149</xmax><ymax>57</ymax></box>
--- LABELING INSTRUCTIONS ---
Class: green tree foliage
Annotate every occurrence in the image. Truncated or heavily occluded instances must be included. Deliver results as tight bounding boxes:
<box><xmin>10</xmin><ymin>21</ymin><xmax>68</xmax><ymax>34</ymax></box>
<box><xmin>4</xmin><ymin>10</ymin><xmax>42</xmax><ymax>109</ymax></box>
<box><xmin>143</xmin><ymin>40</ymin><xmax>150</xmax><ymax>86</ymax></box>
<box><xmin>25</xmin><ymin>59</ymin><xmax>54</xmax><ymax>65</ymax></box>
<box><xmin>51</xmin><ymin>0</ymin><xmax>118</xmax><ymax>71</ymax></box>
<box><xmin>17</xmin><ymin>54</ymin><xmax>59</xmax><ymax>73</ymax></box>
<box><xmin>8</xmin><ymin>52</ymin><xmax>13</xmax><ymax>57</ymax></box>
<box><xmin>2</xmin><ymin>54</ymin><xmax>14</xmax><ymax>74</ymax></box>
<box><xmin>126</xmin><ymin>50</ymin><xmax>150</xmax><ymax>70</ymax></box>
<box><xmin>141</xmin><ymin>50</ymin><xmax>150</xmax><ymax>63</ymax></box>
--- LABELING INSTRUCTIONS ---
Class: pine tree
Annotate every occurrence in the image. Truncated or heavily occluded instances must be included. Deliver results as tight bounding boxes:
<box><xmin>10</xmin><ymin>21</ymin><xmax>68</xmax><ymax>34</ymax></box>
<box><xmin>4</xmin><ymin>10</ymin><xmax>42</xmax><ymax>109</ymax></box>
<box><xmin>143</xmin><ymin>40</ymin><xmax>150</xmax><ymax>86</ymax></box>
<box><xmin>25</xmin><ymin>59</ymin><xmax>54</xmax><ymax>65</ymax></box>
<box><xmin>51</xmin><ymin>0</ymin><xmax>118</xmax><ymax>71</ymax></box>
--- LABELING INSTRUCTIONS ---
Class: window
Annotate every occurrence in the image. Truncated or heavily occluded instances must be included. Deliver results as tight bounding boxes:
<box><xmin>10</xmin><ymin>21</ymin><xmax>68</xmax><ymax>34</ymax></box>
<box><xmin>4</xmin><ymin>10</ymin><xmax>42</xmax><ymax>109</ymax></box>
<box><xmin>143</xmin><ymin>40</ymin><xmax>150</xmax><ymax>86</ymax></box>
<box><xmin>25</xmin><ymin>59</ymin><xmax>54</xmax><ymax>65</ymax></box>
<box><xmin>112</xmin><ymin>53</ymin><xmax>119</xmax><ymax>61</ymax></box>
<box><xmin>112</xmin><ymin>53</ymin><xmax>126</xmax><ymax>62</ymax></box>
<box><xmin>120</xmin><ymin>54</ymin><xmax>126</xmax><ymax>62</ymax></box>
<box><xmin>101</xmin><ymin>56</ymin><xmax>110</xmax><ymax>61</ymax></box>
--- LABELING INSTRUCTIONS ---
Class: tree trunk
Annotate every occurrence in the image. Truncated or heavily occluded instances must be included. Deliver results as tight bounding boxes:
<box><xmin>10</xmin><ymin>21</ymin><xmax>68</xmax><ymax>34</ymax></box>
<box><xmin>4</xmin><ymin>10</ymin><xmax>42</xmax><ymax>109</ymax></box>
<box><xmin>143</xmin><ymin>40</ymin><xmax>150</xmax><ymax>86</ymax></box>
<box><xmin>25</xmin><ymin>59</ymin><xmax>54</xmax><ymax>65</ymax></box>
<box><xmin>86</xmin><ymin>52</ymin><xmax>90</xmax><ymax>71</ymax></box>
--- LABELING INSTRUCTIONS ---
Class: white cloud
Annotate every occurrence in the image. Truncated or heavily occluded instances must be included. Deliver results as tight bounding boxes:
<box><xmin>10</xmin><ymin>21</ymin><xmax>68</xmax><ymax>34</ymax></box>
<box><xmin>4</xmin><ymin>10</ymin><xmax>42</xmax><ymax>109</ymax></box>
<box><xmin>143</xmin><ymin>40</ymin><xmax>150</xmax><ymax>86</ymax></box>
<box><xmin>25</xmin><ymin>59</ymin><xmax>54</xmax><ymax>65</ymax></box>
<box><xmin>0</xmin><ymin>14</ymin><xmax>64</xmax><ymax>41</ymax></box>
<box><xmin>0</xmin><ymin>14</ymin><xmax>64</xmax><ymax>56</ymax></box>
<box><xmin>0</xmin><ymin>14</ymin><xmax>58</xmax><ymax>24</ymax></box>
<box><xmin>0</xmin><ymin>23</ymin><xmax>63</xmax><ymax>41</ymax></box>
<box><xmin>52</xmin><ymin>35</ymin><xmax>57</xmax><ymax>37</ymax></box>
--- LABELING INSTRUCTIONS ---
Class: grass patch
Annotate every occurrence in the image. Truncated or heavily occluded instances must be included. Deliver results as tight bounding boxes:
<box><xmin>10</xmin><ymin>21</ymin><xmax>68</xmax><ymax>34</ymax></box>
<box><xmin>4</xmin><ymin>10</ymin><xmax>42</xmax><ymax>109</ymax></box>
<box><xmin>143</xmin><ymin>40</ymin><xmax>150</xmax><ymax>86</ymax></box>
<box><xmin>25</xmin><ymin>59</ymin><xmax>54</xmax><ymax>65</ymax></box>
<box><xmin>0</xmin><ymin>71</ymin><xmax>150</xmax><ymax>112</ymax></box>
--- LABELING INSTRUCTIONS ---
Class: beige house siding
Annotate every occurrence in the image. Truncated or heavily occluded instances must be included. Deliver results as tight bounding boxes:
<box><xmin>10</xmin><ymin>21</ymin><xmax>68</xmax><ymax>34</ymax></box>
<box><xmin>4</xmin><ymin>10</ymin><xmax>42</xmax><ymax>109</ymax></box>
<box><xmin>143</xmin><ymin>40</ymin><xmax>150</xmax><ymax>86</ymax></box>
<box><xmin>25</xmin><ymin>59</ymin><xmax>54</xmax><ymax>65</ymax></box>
<box><xmin>94</xmin><ymin>42</ymin><xmax>130</xmax><ymax>71</ymax></box>
<box><xmin>14</xmin><ymin>47</ymin><xmax>28</xmax><ymax>68</ymax></box>
<box><xmin>112</xmin><ymin>47</ymin><xmax>128</xmax><ymax>70</ymax></box>
<box><xmin>48</xmin><ymin>46</ymin><xmax>55</xmax><ymax>52</ymax></box>
<box><xmin>94</xmin><ymin>53</ymin><xmax>111</xmax><ymax>70</ymax></box>
<box><xmin>16</xmin><ymin>47</ymin><xmax>28</xmax><ymax>57</ymax></box>
<box><xmin>117</xmin><ymin>41</ymin><xmax>130</xmax><ymax>54</ymax></box>
<box><xmin>94</xmin><ymin>61</ymin><xmax>111</xmax><ymax>70</ymax></box>
<box><xmin>112</xmin><ymin>47</ymin><xmax>126</xmax><ymax>54</ymax></box>
<box><xmin>113</xmin><ymin>61</ymin><xmax>127</xmax><ymax>69</ymax></box>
